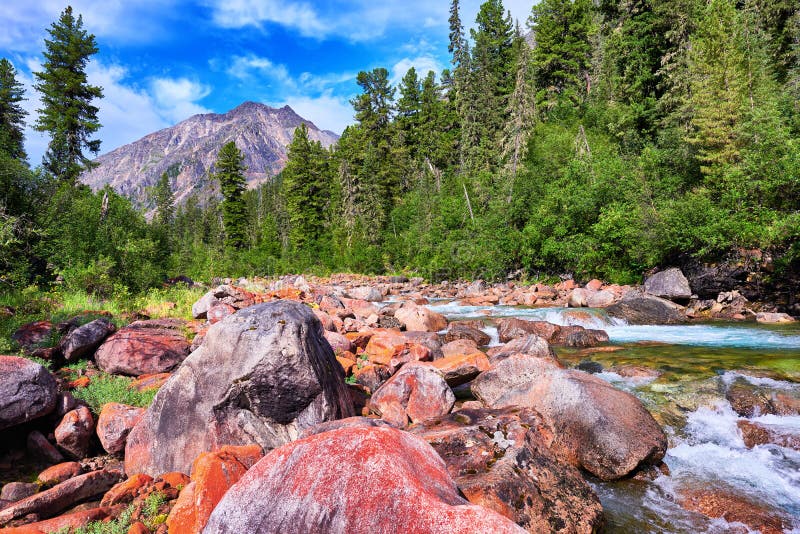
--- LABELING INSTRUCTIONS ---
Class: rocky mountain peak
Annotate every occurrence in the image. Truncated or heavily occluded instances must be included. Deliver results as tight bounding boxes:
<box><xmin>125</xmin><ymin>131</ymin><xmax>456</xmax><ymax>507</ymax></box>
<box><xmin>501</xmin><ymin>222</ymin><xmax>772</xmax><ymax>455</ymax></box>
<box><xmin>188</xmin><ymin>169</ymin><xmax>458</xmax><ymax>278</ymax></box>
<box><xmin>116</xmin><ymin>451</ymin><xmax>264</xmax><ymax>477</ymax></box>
<box><xmin>80</xmin><ymin>102</ymin><xmax>339</xmax><ymax>209</ymax></box>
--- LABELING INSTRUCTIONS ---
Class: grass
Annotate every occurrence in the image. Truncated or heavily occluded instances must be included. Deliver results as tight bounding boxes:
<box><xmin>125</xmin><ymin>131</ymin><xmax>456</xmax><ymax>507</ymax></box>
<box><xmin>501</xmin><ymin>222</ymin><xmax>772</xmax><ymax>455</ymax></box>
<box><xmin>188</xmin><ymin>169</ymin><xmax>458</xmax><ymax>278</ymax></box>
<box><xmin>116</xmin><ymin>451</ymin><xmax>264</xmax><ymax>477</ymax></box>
<box><xmin>57</xmin><ymin>491</ymin><xmax>168</xmax><ymax>534</ymax></box>
<box><xmin>70</xmin><ymin>374</ymin><xmax>158</xmax><ymax>413</ymax></box>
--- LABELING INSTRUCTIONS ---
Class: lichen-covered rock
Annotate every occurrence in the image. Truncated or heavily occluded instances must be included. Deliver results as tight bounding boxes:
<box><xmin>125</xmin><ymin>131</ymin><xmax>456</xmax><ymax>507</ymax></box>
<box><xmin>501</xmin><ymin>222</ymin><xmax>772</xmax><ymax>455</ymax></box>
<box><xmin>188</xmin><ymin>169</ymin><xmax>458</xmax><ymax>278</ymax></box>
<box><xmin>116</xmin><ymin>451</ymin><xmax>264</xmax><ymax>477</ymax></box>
<box><xmin>606</xmin><ymin>292</ymin><xmax>686</xmax><ymax>325</ymax></box>
<box><xmin>202</xmin><ymin>426</ymin><xmax>525</xmax><ymax>533</ymax></box>
<box><xmin>96</xmin><ymin>403</ymin><xmax>145</xmax><ymax>455</ymax></box>
<box><xmin>0</xmin><ymin>356</ymin><xmax>58</xmax><ymax>430</ymax></box>
<box><xmin>369</xmin><ymin>363</ymin><xmax>455</xmax><ymax>428</ymax></box>
<box><xmin>394</xmin><ymin>302</ymin><xmax>448</xmax><ymax>332</ymax></box>
<box><xmin>430</xmin><ymin>352</ymin><xmax>491</xmax><ymax>387</ymax></box>
<box><xmin>94</xmin><ymin>320</ymin><xmax>190</xmax><ymax>376</ymax></box>
<box><xmin>54</xmin><ymin>406</ymin><xmax>95</xmax><ymax>459</ymax></box>
<box><xmin>472</xmin><ymin>354</ymin><xmax>666</xmax><ymax>480</ymax></box>
<box><xmin>409</xmin><ymin>408</ymin><xmax>604</xmax><ymax>533</ymax></box>
<box><xmin>125</xmin><ymin>300</ymin><xmax>354</xmax><ymax>476</ymax></box>
<box><xmin>11</xmin><ymin>321</ymin><xmax>53</xmax><ymax>352</ymax></box>
<box><xmin>444</xmin><ymin>323</ymin><xmax>491</xmax><ymax>346</ymax></box>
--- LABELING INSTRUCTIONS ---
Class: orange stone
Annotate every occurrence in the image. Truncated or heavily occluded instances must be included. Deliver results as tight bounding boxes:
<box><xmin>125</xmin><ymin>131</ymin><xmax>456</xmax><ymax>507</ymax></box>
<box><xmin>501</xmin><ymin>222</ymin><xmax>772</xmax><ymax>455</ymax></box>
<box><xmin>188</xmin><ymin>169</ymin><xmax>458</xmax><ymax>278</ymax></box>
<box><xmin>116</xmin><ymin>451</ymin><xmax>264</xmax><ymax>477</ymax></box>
<box><xmin>165</xmin><ymin>445</ymin><xmax>263</xmax><ymax>534</ymax></box>
<box><xmin>0</xmin><ymin>506</ymin><xmax>118</xmax><ymax>534</ymax></box>
<box><xmin>364</xmin><ymin>330</ymin><xmax>407</xmax><ymax>366</ymax></box>
<box><xmin>127</xmin><ymin>521</ymin><xmax>151</xmax><ymax>534</ymax></box>
<box><xmin>100</xmin><ymin>473</ymin><xmax>154</xmax><ymax>506</ymax></box>
<box><xmin>37</xmin><ymin>462</ymin><xmax>82</xmax><ymax>486</ymax></box>
<box><xmin>128</xmin><ymin>373</ymin><xmax>171</xmax><ymax>393</ymax></box>
<box><xmin>336</xmin><ymin>356</ymin><xmax>357</xmax><ymax>375</ymax></box>
<box><xmin>68</xmin><ymin>376</ymin><xmax>90</xmax><ymax>389</ymax></box>
<box><xmin>156</xmin><ymin>471</ymin><xmax>191</xmax><ymax>489</ymax></box>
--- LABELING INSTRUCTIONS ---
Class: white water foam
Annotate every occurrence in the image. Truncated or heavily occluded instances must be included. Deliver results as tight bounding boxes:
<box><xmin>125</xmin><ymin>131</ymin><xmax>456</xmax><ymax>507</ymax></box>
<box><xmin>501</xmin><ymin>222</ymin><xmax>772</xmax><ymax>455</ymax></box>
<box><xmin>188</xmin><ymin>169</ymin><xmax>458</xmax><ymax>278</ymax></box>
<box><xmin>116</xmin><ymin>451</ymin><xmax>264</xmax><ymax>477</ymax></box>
<box><xmin>427</xmin><ymin>302</ymin><xmax>621</xmax><ymax>329</ymax></box>
<box><xmin>720</xmin><ymin>371</ymin><xmax>800</xmax><ymax>390</ymax></box>
<box><xmin>604</xmin><ymin>324</ymin><xmax>800</xmax><ymax>350</ymax></box>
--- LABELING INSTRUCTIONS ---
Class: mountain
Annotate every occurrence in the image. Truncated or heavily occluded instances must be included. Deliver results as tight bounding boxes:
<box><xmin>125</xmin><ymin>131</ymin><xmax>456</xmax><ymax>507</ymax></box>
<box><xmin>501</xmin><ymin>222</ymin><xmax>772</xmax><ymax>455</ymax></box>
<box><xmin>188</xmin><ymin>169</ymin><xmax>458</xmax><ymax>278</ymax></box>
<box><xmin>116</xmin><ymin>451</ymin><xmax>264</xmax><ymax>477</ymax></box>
<box><xmin>81</xmin><ymin>101</ymin><xmax>340</xmax><ymax>208</ymax></box>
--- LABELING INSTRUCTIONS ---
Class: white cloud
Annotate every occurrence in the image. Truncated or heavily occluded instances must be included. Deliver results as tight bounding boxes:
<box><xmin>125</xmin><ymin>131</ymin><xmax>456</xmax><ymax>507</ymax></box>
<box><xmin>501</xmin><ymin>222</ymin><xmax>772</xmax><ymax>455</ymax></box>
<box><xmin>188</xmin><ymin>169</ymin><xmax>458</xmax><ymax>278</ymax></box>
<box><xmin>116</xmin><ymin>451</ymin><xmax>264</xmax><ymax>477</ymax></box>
<box><xmin>150</xmin><ymin>78</ymin><xmax>212</xmax><ymax>123</ymax></box>
<box><xmin>204</xmin><ymin>0</ymin><xmax>536</xmax><ymax>41</ymax></box>
<box><xmin>0</xmin><ymin>1</ymin><xmax>176</xmax><ymax>51</ymax></box>
<box><xmin>279</xmin><ymin>91</ymin><xmax>353</xmax><ymax>134</ymax></box>
<box><xmin>17</xmin><ymin>59</ymin><xmax>211</xmax><ymax>164</ymax></box>
<box><xmin>227</xmin><ymin>55</ymin><xmax>294</xmax><ymax>88</ymax></box>
<box><xmin>390</xmin><ymin>56</ymin><xmax>444</xmax><ymax>86</ymax></box>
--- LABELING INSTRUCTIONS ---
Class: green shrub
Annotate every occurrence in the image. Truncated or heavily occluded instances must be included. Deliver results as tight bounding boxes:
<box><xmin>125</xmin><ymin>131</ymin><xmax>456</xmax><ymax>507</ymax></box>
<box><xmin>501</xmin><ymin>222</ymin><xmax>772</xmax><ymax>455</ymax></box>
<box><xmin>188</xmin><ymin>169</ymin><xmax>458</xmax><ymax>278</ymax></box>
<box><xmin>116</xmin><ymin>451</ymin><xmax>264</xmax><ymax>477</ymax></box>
<box><xmin>71</xmin><ymin>374</ymin><xmax>157</xmax><ymax>413</ymax></box>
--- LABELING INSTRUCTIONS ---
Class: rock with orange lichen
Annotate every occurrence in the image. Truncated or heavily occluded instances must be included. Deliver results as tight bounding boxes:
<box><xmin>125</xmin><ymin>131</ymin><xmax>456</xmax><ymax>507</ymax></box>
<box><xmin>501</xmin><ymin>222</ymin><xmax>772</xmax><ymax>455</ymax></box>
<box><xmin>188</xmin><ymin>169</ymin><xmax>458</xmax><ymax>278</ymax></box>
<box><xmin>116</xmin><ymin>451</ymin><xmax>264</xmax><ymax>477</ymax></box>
<box><xmin>203</xmin><ymin>426</ymin><xmax>526</xmax><ymax>533</ymax></box>
<box><xmin>394</xmin><ymin>302</ymin><xmax>447</xmax><ymax>332</ymax></box>
<box><xmin>430</xmin><ymin>352</ymin><xmax>491</xmax><ymax>386</ymax></box>
<box><xmin>166</xmin><ymin>444</ymin><xmax>263</xmax><ymax>534</ymax></box>
<box><xmin>678</xmin><ymin>488</ymin><xmax>792</xmax><ymax>534</ymax></box>
<box><xmin>409</xmin><ymin>408</ymin><xmax>603</xmax><ymax>533</ymax></box>
<box><xmin>97</xmin><ymin>403</ymin><xmax>146</xmax><ymax>455</ymax></box>
<box><xmin>369</xmin><ymin>363</ymin><xmax>455</xmax><ymax>428</ymax></box>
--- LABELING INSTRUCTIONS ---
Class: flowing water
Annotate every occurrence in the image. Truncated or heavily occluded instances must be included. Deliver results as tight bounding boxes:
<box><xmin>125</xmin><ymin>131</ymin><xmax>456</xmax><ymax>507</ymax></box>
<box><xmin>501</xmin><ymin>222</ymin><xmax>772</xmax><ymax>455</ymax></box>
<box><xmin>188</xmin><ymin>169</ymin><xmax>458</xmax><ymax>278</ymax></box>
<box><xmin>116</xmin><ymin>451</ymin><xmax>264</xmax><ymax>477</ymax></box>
<box><xmin>427</xmin><ymin>301</ymin><xmax>800</xmax><ymax>533</ymax></box>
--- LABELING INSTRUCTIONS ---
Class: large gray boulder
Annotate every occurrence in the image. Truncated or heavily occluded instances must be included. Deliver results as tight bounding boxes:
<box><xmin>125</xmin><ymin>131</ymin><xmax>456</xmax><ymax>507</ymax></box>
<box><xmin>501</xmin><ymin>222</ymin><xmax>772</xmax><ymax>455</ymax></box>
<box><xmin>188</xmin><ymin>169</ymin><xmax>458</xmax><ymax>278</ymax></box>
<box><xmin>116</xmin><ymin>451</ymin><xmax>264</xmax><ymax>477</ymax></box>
<box><xmin>60</xmin><ymin>318</ymin><xmax>116</xmax><ymax>361</ymax></box>
<box><xmin>124</xmin><ymin>300</ymin><xmax>354</xmax><ymax>476</ymax></box>
<box><xmin>472</xmin><ymin>354</ymin><xmax>666</xmax><ymax>480</ymax></box>
<box><xmin>0</xmin><ymin>356</ymin><xmax>58</xmax><ymax>430</ymax></box>
<box><xmin>606</xmin><ymin>292</ymin><xmax>686</xmax><ymax>324</ymax></box>
<box><xmin>644</xmin><ymin>268</ymin><xmax>692</xmax><ymax>301</ymax></box>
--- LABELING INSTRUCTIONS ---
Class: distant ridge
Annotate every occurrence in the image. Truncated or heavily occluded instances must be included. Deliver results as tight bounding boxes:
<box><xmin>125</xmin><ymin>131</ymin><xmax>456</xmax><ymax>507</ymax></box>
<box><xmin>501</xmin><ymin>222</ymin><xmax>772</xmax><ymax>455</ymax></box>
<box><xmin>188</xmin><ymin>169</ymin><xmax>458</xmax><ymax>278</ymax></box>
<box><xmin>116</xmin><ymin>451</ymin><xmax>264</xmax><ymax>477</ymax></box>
<box><xmin>81</xmin><ymin>101</ymin><xmax>339</xmax><ymax>208</ymax></box>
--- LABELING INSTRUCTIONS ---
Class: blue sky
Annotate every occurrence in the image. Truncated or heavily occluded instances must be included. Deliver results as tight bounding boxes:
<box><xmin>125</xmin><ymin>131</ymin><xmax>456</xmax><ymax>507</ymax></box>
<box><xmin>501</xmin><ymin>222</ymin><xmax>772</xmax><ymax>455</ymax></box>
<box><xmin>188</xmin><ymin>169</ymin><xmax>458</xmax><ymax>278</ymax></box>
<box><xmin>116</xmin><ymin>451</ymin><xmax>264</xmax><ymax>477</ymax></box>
<box><xmin>0</xmin><ymin>1</ymin><xmax>535</xmax><ymax>165</ymax></box>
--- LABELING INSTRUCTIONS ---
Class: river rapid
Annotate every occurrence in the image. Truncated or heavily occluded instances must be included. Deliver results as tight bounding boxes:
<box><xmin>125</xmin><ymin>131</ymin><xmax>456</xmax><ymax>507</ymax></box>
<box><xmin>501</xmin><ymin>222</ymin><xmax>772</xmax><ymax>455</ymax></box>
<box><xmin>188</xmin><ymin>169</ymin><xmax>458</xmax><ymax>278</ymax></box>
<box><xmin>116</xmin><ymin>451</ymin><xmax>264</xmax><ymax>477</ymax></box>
<box><xmin>428</xmin><ymin>301</ymin><xmax>800</xmax><ymax>533</ymax></box>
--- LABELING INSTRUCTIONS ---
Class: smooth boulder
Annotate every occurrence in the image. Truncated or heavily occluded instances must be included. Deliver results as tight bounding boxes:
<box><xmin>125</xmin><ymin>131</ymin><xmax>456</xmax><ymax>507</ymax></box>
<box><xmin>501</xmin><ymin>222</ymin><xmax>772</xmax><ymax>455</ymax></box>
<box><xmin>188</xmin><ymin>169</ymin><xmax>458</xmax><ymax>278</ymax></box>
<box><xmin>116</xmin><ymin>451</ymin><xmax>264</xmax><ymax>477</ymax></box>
<box><xmin>606</xmin><ymin>292</ymin><xmax>686</xmax><ymax>325</ymax></box>
<box><xmin>96</xmin><ymin>403</ymin><xmax>145</xmax><ymax>455</ymax></box>
<box><xmin>125</xmin><ymin>300</ymin><xmax>354</xmax><ymax>476</ymax></box>
<box><xmin>394</xmin><ymin>302</ymin><xmax>448</xmax><ymax>332</ymax></box>
<box><xmin>369</xmin><ymin>363</ymin><xmax>455</xmax><ymax>427</ymax></box>
<box><xmin>0</xmin><ymin>356</ymin><xmax>57</xmax><ymax>430</ymax></box>
<box><xmin>203</xmin><ymin>426</ymin><xmax>525</xmax><ymax>533</ymax></box>
<box><xmin>60</xmin><ymin>318</ymin><xmax>116</xmax><ymax>362</ymax></box>
<box><xmin>472</xmin><ymin>354</ymin><xmax>666</xmax><ymax>480</ymax></box>
<box><xmin>644</xmin><ymin>268</ymin><xmax>692</xmax><ymax>301</ymax></box>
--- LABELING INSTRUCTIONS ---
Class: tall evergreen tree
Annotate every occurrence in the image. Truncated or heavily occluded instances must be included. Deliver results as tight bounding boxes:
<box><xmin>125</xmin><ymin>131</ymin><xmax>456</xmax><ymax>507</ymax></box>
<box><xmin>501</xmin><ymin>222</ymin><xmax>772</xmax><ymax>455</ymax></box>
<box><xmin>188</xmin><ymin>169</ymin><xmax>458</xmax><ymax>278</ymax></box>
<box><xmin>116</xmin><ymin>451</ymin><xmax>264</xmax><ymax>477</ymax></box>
<box><xmin>283</xmin><ymin>123</ymin><xmax>330</xmax><ymax>249</ymax></box>
<box><xmin>0</xmin><ymin>59</ymin><xmax>27</xmax><ymax>161</ymax></box>
<box><xmin>34</xmin><ymin>6</ymin><xmax>103</xmax><ymax>183</ymax></box>
<box><xmin>529</xmin><ymin>0</ymin><xmax>594</xmax><ymax>108</ymax></box>
<box><xmin>153</xmin><ymin>173</ymin><xmax>175</xmax><ymax>228</ymax></box>
<box><xmin>214</xmin><ymin>141</ymin><xmax>248</xmax><ymax>249</ymax></box>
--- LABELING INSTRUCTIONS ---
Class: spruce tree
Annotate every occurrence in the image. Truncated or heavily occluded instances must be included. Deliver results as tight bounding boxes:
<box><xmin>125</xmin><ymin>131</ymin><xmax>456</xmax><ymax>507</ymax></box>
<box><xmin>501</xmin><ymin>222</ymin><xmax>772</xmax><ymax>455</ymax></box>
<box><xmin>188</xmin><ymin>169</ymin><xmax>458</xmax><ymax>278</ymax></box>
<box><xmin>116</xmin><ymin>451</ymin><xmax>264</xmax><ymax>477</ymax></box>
<box><xmin>34</xmin><ymin>6</ymin><xmax>103</xmax><ymax>183</ymax></box>
<box><xmin>529</xmin><ymin>0</ymin><xmax>594</xmax><ymax>108</ymax></box>
<box><xmin>0</xmin><ymin>59</ymin><xmax>27</xmax><ymax>161</ymax></box>
<box><xmin>153</xmin><ymin>173</ymin><xmax>175</xmax><ymax>229</ymax></box>
<box><xmin>283</xmin><ymin>123</ymin><xmax>330</xmax><ymax>249</ymax></box>
<box><xmin>214</xmin><ymin>141</ymin><xmax>248</xmax><ymax>249</ymax></box>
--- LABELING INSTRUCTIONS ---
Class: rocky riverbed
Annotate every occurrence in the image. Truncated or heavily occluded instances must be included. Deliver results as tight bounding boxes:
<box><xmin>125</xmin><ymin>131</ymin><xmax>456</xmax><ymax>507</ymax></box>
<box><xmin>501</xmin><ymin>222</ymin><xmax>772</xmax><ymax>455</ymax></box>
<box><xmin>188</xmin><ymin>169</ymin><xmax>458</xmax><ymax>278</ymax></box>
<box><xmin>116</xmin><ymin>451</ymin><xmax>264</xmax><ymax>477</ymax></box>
<box><xmin>0</xmin><ymin>269</ymin><xmax>798</xmax><ymax>533</ymax></box>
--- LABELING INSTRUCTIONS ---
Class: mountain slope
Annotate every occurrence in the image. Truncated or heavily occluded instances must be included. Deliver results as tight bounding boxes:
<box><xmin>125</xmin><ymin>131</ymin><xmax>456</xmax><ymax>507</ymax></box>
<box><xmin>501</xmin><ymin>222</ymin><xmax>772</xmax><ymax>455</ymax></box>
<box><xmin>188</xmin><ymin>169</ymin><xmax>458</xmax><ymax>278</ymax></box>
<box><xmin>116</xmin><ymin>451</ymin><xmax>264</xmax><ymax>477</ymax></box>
<box><xmin>81</xmin><ymin>101</ymin><xmax>340</xmax><ymax>207</ymax></box>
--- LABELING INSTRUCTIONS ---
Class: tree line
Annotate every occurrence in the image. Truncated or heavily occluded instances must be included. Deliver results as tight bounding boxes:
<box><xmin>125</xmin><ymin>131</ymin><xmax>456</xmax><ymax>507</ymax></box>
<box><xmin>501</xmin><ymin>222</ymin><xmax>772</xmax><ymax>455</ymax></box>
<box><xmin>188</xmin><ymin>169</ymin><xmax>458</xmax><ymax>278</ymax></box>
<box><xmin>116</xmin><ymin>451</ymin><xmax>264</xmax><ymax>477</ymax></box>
<box><xmin>1</xmin><ymin>0</ymin><xmax>799</xmax><ymax>295</ymax></box>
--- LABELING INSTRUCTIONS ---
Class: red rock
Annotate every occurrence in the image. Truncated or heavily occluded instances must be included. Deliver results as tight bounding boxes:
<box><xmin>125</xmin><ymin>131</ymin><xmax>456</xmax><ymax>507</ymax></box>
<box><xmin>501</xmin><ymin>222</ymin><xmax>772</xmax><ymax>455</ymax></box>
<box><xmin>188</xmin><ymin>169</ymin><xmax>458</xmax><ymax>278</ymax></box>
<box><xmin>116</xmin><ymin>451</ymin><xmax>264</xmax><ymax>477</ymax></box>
<box><xmin>128</xmin><ymin>373</ymin><xmax>171</xmax><ymax>393</ymax></box>
<box><xmin>369</xmin><ymin>363</ymin><xmax>455</xmax><ymax>427</ymax></box>
<box><xmin>336</xmin><ymin>356</ymin><xmax>356</xmax><ymax>375</ymax></box>
<box><xmin>202</xmin><ymin>426</ymin><xmax>525</xmax><ymax>533</ymax></box>
<box><xmin>431</xmin><ymin>352</ymin><xmax>491</xmax><ymax>386</ymax></box>
<box><xmin>0</xmin><ymin>356</ymin><xmax>58</xmax><ymax>430</ymax></box>
<box><xmin>409</xmin><ymin>408</ymin><xmax>603</xmax><ymax>533</ymax></box>
<box><xmin>486</xmin><ymin>335</ymin><xmax>558</xmax><ymax>364</ymax></box>
<box><xmin>344</xmin><ymin>330</ymin><xmax>373</xmax><ymax>349</ymax></box>
<box><xmin>323</xmin><ymin>330</ymin><xmax>354</xmax><ymax>354</ymax></box>
<box><xmin>496</xmin><ymin>318</ymin><xmax>560</xmax><ymax>344</ymax></box>
<box><xmin>127</xmin><ymin>521</ymin><xmax>151</xmax><ymax>534</ymax></box>
<box><xmin>363</xmin><ymin>329</ymin><xmax>406</xmax><ymax>365</ymax></box>
<box><xmin>444</xmin><ymin>323</ymin><xmax>491</xmax><ymax>346</ymax></box>
<box><xmin>38</xmin><ymin>462</ymin><xmax>82</xmax><ymax>486</ymax></box>
<box><xmin>100</xmin><ymin>473</ymin><xmax>154</xmax><ymax>506</ymax></box>
<box><xmin>0</xmin><ymin>469</ymin><xmax>122</xmax><ymax>525</ymax></box>
<box><xmin>352</xmin><ymin>364</ymin><xmax>392</xmax><ymax>392</ymax></box>
<box><xmin>11</xmin><ymin>321</ymin><xmax>54</xmax><ymax>352</ymax></box>
<box><xmin>340</xmin><ymin>297</ymin><xmax>379</xmax><ymax>319</ymax></box>
<box><xmin>207</xmin><ymin>302</ymin><xmax>235</xmax><ymax>324</ymax></box>
<box><xmin>54</xmin><ymin>406</ymin><xmax>95</xmax><ymax>459</ymax></box>
<box><xmin>678</xmin><ymin>488</ymin><xmax>791</xmax><ymax>534</ymax></box>
<box><xmin>585</xmin><ymin>279</ymin><xmax>603</xmax><ymax>291</ymax></box>
<box><xmin>394</xmin><ymin>302</ymin><xmax>447</xmax><ymax>332</ymax></box>
<box><xmin>0</xmin><ymin>506</ymin><xmax>118</xmax><ymax>534</ymax></box>
<box><xmin>156</xmin><ymin>472</ymin><xmax>191</xmax><ymax>490</ymax></box>
<box><xmin>166</xmin><ymin>445</ymin><xmax>263</xmax><ymax>534</ymax></box>
<box><xmin>473</xmin><ymin>354</ymin><xmax>666</xmax><ymax>480</ymax></box>
<box><xmin>26</xmin><ymin>431</ymin><xmax>64</xmax><ymax>464</ymax></box>
<box><xmin>441</xmin><ymin>338</ymin><xmax>480</xmax><ymax>358</ymax></box>
<box><xmin>737</xmin><ymin>420</ymin><xmax>800</xmax><ymax>451</ymax></box>
<box><xmin>67</xmin><ymin>376</ymin><xmax>90</xmax><ymax>389</ymax></box>
<box><xmin>95</xmin><ymin>321</ymin><xmax>190</xmax><ymax>376</ymax></box>
<box><xmin>97</xmin><ymin>403</ymin><xmax>146</xmax><ymax>455</ymax></box>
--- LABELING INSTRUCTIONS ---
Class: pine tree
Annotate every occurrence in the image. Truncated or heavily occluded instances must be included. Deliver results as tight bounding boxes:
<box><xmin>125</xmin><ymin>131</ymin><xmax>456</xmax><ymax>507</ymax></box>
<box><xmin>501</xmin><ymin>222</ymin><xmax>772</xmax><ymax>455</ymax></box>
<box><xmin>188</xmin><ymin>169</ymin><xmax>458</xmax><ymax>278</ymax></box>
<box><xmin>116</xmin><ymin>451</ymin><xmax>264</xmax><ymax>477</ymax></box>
<box><xmin>0</xmin><ymin>59</ymin><xmax>27</xmax><ymax>161</ymax></box>
<box><xmin>503</xmin><ymin>32</ymin><xmax>535</xmax><ymax>180</ymax></box>
<box><xmin>283</xmin><ymin>123</ymin><xmax>330</xmax><ymax>249</ymax></box>
<box><xmin>214</xmin><ymin>141</ymin><xmax>248</xmax><ymax>249</ymax></box>
<box><xmin>529</xmin><ymin>0</ymin><xmax>594</xmax><ymax>108</ymax></box>
<box><xmin>153</xmin><ymin>173</ymin><xmax>175</xmax><ymax>228</ymax></box>
<box><xmin>686</xmin><ymin>0</ymin><xmax>746</xmax><ymax>177</ymax></box>
<box><xmin>34</xmin><ymin>6</ymin><xmax>103</xmax><ymax>183</ymax></box>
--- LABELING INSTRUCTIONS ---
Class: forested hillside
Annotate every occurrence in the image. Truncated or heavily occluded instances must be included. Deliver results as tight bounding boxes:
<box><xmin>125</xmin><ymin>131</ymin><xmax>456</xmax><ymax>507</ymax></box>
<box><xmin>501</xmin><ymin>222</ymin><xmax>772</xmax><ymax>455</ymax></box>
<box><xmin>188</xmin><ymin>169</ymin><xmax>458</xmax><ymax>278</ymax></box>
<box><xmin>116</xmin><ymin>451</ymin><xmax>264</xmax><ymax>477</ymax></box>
<box><xmin>1</xmin><ymin>0</ymin><xmax>799</xmax><ymax>294</ymax></box>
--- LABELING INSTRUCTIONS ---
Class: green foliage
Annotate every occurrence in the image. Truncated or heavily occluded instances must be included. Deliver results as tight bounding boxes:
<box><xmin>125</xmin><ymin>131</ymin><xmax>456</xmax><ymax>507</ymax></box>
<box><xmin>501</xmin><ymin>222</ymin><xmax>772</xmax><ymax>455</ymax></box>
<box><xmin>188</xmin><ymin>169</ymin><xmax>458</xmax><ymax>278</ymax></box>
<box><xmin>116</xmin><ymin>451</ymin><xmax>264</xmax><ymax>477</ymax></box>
<box><xmin>214</xmin><ymin>141</ymin><xmax>248</xmax><ymax>250</ymax></box>
<box><xmin>33</xmin><ymin>6</ymin><xmax>102</xmax><ymax>182</ymax></box>
<box><xmin>60</xmin><ymin>491</ymin><xmax>167</xmax><ymax>534</ymax></box>
<box><xmin>0</xmin><ymin>58</ymin><xmax>27</xmax><ymax>160</ymax></box>
<box><xmin>70</xmin><ymin>373</ymin><xmax>157</xmax><ymax>413</ymax></box>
